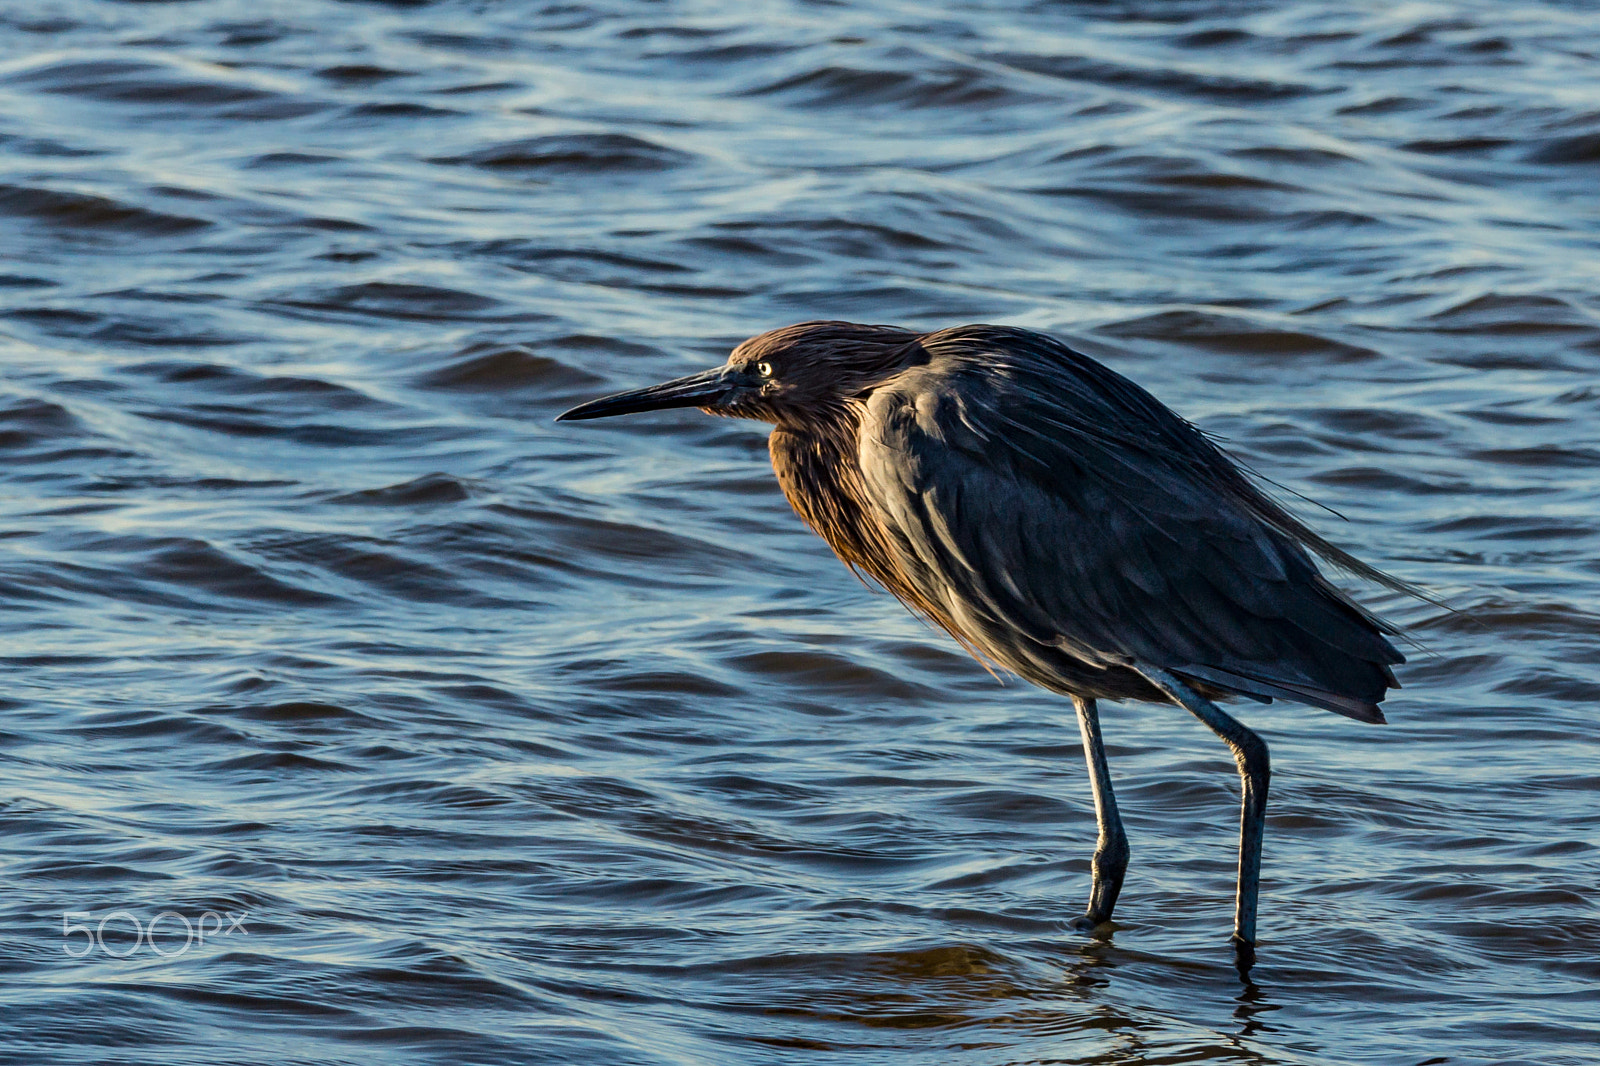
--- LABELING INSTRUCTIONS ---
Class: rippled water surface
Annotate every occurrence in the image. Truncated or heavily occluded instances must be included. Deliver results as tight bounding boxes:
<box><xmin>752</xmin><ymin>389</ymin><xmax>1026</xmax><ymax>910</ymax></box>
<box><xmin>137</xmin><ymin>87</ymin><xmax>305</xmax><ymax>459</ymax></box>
<box><xmin>2</xmin><ymin>1</ymin><xmax>1598</xmax><ymax>1063</ymax></box>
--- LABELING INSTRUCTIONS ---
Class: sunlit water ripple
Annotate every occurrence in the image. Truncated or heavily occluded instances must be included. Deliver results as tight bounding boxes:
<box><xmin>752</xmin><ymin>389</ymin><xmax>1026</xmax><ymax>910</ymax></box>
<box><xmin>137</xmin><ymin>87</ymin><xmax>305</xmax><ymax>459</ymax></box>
<box><xmin>0</xmin><ymin>1</ymin><xmax>1597</xmax><ymax>1063</ymax></box>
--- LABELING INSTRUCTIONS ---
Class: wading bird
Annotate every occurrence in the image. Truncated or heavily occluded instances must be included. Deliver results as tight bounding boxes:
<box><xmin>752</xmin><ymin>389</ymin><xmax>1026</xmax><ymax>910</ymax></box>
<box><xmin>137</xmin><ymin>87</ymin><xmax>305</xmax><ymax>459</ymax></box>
<box><xmin>559</xmin><ymin>322</ymin><xmax>1409</xmax><ymax>964</ymax></box>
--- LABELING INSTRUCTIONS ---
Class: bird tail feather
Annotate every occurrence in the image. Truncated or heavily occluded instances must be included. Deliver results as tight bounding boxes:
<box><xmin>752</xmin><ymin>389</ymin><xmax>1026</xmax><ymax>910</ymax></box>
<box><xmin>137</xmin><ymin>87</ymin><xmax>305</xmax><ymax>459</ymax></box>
<box><xmin>1172</xmin><ymin>664</ymin><xmax>1388</xmax><ymax>724</ymax></box>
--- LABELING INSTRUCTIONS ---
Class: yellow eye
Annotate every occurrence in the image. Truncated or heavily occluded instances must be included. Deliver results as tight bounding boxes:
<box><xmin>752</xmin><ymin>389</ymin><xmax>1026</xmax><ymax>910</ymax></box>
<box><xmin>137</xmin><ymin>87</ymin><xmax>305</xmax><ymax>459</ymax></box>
<box><xmin>757</xmin><ymin>361</ymin><xmax>774</xmax><ymax>377</ymax></box>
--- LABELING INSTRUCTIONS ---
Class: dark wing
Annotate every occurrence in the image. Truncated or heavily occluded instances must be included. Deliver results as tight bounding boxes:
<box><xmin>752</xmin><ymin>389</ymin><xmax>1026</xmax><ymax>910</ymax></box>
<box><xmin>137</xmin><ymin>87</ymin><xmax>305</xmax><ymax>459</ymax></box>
<box><xmin>856</xmin><ymin>328</ymin><xmax>1403</xmax><ymax>722</ymax></box>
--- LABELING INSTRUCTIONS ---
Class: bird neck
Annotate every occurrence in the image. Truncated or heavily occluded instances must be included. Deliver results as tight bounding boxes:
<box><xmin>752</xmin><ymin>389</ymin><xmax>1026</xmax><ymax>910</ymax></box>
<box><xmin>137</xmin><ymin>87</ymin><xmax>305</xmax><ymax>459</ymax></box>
<box><xmin>769</xmin><ymin>410</ymin><xmax>882</xmax><ymax>574</ymax></box>
<box><xmin>768</xmin><ymin>409</ymin><xmax>934</xmax><ymax>616</ymax></box>
<box><xmin>767</xmin><ymin>405</ymin><xmax>985</xmax><ymax>667</ymax></box>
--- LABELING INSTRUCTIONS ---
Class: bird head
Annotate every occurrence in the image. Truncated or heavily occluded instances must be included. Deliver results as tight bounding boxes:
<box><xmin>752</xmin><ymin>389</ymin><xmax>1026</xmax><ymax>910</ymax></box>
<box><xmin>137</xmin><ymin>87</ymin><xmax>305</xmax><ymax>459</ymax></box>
<box><xmin>557</xmin><ymin>321</ymin><xmax>921</xmax><ymax>427</ymax></box>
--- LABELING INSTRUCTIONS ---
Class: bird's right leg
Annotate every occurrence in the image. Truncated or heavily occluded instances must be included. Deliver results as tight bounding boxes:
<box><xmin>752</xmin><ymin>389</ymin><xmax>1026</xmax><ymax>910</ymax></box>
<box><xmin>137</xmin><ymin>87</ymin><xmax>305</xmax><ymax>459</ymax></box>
<box><xmin>1071</xmin><ymin>695</ymin><xmax>1129</xmax><ymax>930</ymax></box>
<box><xmin>1137</xmin><ymin>666</ymin><xmax>1270</xmax><ymax>959</ymax></box>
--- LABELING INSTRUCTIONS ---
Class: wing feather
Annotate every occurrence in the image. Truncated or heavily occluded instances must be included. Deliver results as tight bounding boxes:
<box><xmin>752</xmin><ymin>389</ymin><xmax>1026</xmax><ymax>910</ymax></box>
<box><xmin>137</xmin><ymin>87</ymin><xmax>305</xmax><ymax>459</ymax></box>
<box><xmin>856</xmin><ymin>331</ymin><xmax>1403</xmax><ymax>721</ymax></box>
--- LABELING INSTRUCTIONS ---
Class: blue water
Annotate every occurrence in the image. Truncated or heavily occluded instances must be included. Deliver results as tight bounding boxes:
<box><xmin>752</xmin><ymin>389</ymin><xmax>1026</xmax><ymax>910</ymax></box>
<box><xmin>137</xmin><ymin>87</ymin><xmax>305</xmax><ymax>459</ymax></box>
<box><xmin>1</xmin><ymin>2</ymin><xmax>1597</xmax><ymax>1063</ymax></box>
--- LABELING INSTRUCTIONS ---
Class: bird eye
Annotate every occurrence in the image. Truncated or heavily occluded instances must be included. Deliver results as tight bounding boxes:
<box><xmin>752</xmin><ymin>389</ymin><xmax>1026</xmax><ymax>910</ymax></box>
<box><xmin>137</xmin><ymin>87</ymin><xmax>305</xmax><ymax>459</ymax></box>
<box><xmin>756</xmin><ymin>361</ymin><xmax>774</xmax><ymax>378</ymax></box>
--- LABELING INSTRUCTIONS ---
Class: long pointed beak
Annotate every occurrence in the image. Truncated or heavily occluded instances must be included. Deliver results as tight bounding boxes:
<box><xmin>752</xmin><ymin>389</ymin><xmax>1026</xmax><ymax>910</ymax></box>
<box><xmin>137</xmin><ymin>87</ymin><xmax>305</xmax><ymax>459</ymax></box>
<box><xmin>556</xmin><ymin>366</ymin><xmax>732</xmax><ymax>422</ymax></box>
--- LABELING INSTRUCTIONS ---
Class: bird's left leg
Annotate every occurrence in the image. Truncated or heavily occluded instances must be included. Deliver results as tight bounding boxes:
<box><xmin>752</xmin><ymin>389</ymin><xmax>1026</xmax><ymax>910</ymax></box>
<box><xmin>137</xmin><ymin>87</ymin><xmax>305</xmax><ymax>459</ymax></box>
<box><xmin>1071</xmin><ymin>695</ymin><xmax>1129</xmax><ymax>931</ymax></box>
<box><xmin>1137</xmin><ymin>666</ymin><xmax>1271</xmax><ymax>956</ymax></box>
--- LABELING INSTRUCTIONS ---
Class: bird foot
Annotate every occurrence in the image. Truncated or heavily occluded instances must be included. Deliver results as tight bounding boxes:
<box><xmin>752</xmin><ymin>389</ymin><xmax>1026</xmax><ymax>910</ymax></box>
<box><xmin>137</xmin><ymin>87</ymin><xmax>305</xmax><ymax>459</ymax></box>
<box><xmin>1069</xmin><ymin>914</ymin><xmax>1112</xmax><ymax>935</ymax></box>
<box><xmin>1230</xmin><ymin>934</ymin><xmax>1257</xmax><ymax>977</ymax></box>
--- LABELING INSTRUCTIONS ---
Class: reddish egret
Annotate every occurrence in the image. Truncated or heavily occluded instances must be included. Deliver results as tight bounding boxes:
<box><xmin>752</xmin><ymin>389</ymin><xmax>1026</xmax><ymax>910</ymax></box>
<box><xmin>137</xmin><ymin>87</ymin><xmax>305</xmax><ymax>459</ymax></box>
<box><xmin>559</xmin><ymin>322</ymin><xmax>1408</xmax><ymax>962</ymax></box>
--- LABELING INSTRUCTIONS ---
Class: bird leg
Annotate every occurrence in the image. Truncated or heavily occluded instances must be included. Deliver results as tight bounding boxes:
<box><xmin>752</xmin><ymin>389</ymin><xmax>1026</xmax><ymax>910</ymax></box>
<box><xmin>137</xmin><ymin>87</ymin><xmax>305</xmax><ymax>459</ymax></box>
<box><xmin>1137</xmin><ymin>666</ymin><xmax>1271</xmax><ymax>955</ymax></box>
<box><xmin>1071</xmin><ymin>695</ymin><xmax>1129</xmax><ymax>931</ymax></box>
